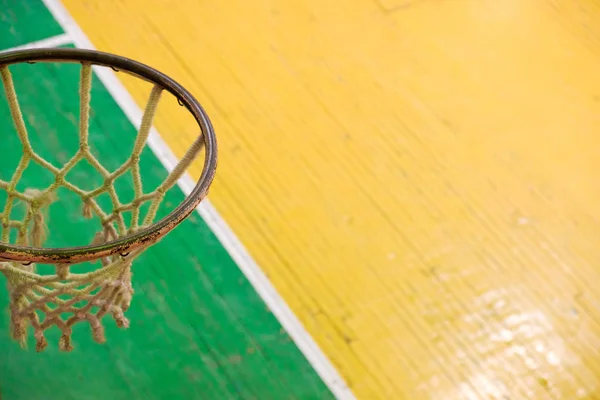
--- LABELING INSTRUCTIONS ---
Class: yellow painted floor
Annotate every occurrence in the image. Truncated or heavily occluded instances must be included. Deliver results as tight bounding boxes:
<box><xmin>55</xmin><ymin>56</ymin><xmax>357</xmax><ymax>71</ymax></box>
<box><xmin>63</xmin><ymin>0</ymin><xmax>600</xmax><ymax>398</ymax></box>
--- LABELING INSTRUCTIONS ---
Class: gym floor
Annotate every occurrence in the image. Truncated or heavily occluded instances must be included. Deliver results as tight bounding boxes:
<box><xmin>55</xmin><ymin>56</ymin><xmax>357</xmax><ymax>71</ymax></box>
<box><xmin>2</xmin><ymin>0</ymin><xmax>600</xmax><ymax>399</ymax></box>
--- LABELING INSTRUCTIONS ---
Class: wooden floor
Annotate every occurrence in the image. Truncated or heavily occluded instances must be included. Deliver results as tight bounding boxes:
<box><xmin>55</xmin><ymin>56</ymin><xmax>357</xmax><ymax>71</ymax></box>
<box><xmin>1</xmin><ymin>2</ymin><xmax>351</xmax><ymax>396</ymax></box>
<box><xmin>50</xmin><ymin>0</ymin><xmax>600</xmax><ymax>398</ymax></box>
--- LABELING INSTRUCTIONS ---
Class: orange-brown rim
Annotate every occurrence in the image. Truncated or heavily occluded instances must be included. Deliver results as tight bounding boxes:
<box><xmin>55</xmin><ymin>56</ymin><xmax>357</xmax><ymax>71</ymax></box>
<box><xmin>0</xmin><ymin>48</ymin><xmax>217</xmax><ymax>264</ymax></box>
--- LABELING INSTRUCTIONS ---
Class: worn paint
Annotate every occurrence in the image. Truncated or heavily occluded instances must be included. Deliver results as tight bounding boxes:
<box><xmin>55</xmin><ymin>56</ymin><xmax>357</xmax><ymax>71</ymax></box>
<box><xmin>62</xmin><ymin>0</ymin><xmax>600</xmax><ymax>398</ymax></box>
<box><xmin>0</xmin><ymin>4</ymin><xmax>334</xmax><ymax>399</ymax></box>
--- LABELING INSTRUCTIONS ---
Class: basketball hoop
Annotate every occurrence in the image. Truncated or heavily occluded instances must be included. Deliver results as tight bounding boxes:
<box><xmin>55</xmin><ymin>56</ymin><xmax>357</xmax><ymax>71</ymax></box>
<box><xmin>0</xmin><ymin>48</ymin><xmax>217</xmax><ymax>352</ymax></box>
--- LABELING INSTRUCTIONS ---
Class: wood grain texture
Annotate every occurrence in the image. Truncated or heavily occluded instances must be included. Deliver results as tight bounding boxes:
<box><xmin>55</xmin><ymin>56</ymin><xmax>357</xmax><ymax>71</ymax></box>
<box><xmin>0</xmin><ymin>34</ymin><xmax>332</xmax><ymax>400</ymax></box>
<box><xmin>62</xmin><ymin>0</ymin><xmax>600</xmax><ymax>398</ymax></box>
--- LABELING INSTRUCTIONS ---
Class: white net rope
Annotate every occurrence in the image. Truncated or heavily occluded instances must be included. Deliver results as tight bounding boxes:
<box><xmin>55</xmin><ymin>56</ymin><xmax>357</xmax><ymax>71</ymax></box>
<box><xmin>0</xmin><ymin>62</ymin><xmax>203</xmax><ymax>352</ymax></box>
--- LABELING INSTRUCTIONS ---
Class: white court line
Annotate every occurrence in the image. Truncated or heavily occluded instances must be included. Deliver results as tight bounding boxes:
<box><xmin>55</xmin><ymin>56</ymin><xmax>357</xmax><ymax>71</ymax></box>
<box><xmin>0</xmin><ymin>33</ymin><xmax>71</xmax><ymax>53</ymax></box>
<box><xmin>39</xmin><ymin>0</ymin><xmax>356</xmax><ymax>398</ymax></box>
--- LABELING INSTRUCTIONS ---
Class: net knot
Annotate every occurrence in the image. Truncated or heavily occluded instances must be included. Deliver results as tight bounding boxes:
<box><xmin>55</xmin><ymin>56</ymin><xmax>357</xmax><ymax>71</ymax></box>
<box><xmin>35</xmin><ymin>332</ymin><xmax>48</xmax><ymax>352</ymax></box>
<box><xmin>23</xmin><ymin>188</ymin><xmax>57</xmax><ymax>248</ymax></box>
<box><xmin>24</xmin><ymin>188</ymin><xmax>56</xmax><ymax>209</ymax></box>
<box><xmin>59</xmin><ymin>334</ymin><xmax>74</xmax><ymax>352</ymax></box>
<box><xmin>10</xmin><ymin>314</ymin><xmax>26</xmax><ymax>346</ymax></box>
<box><xmin>90</xmin><ymin>317</ymin><xmax>106</xmax><ymax>344</ymax></box>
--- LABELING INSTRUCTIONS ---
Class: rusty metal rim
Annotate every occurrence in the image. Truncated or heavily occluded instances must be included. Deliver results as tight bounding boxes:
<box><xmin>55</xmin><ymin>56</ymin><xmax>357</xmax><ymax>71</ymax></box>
<box><xmin>0</xmin><ymin>48</ymin><xmax>217</xmax><ymax>264</ymax></box>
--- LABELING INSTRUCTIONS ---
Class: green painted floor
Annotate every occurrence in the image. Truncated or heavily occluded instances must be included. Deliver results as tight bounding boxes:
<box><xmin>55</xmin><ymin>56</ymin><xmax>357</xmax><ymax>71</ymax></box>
<box><xmin>0</xmin><ymin>2</ymin><xmax>333</xmax><ymax>399</ymax></box>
